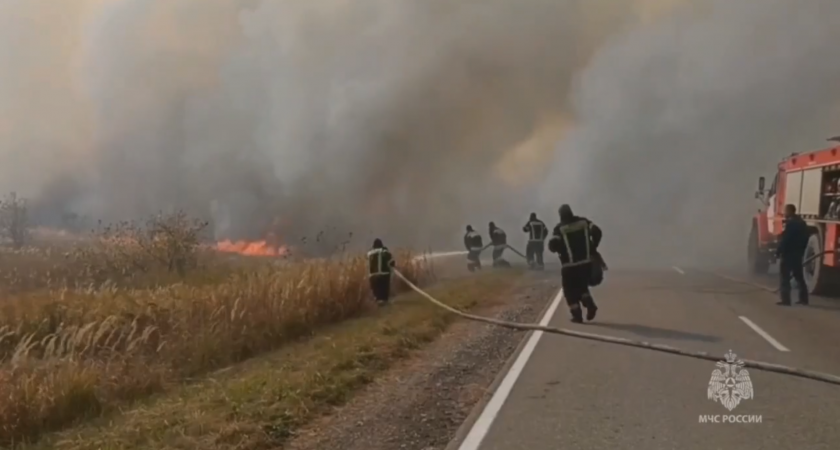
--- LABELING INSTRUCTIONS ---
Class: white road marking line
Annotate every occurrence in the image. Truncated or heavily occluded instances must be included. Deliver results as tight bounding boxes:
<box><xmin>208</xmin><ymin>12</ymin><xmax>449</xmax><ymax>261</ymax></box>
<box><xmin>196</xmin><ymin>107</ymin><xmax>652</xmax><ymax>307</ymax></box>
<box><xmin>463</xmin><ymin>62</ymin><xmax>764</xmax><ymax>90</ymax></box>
<box><xmin>672</xmin><ymin>266</ymin><xmax>685</xmax><ymax>275</ymax></box>
<box><xmin>457</xmin><ymin>288</ymin><xmax>564</xmax><ymax>450</ymax></box>
<box><xmin>739</xmin><ymin>316</ymin><xmax>790</xmax><ymax>352</ymax></box>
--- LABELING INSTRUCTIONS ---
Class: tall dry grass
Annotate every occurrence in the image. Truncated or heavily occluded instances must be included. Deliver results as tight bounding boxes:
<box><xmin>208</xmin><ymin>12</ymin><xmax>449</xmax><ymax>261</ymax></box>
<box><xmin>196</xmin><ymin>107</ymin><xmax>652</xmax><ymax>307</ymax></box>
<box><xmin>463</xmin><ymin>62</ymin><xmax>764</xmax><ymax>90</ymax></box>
<box><xmin>0</xmin><ymin>223</ymin><xmax>434</xmax><ymax>445</ymax></box>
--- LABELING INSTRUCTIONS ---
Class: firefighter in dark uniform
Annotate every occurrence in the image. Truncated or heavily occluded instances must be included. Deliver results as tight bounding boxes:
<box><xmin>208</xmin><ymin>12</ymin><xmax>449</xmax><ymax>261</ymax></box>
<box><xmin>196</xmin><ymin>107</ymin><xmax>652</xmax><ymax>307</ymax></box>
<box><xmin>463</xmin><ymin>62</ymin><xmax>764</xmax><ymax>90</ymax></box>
<box><xmin>368</xmin><ymin>238</ymin><xmax>396</xmax><ymax>305</ymax></box>
<box><xmin>464</xmin><ymin>225</ymin><xmax>484</xmax><ymax>272</ymax></box>
<box><xmin>489</xmin><ymin>222</ymin><xmax>511</xmax><ymax>267</ymax></box>
<box><xmin>523</xmin><ymin>212</ymin><xmax>548</xmax><ymax>270</ymax></box>
<box><xmin>776</xmin><ymin>204</ymin><xmax>809</xmax><ymax>306</ymax></box>
<box><xmin>548</xmin><ymin>204</ymin><xmax>603</xmax><ymax>323</ymax></box>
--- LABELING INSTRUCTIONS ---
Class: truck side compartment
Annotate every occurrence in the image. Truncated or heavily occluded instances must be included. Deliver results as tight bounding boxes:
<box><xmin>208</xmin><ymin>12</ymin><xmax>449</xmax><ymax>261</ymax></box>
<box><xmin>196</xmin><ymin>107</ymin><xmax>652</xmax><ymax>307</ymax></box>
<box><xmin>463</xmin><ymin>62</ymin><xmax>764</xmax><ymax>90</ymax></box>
<box><xmin>751</xmin><ymin>141</ymin><xmax>840</xmax><ymax>295</ymax></box>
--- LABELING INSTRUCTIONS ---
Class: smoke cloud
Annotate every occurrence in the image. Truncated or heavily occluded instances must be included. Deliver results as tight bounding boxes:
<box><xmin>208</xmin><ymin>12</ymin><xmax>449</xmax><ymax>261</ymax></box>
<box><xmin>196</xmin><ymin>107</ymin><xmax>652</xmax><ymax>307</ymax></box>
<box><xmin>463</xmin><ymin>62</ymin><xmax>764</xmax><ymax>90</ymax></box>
<box><xmin>1</xmin><ymin>0</ymin><xmax>839</xmax><ymax>265</ymax></box>
<box><xmin>543</xmin><ymin>0</ymin><xmax>840</xmax><ymax>267</ymax></box>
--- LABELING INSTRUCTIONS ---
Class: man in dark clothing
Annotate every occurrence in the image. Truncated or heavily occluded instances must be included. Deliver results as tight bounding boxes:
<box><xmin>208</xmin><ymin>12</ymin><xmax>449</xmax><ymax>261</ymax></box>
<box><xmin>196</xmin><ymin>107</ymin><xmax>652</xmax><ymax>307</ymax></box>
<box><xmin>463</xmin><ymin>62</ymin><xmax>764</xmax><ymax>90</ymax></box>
<box><xmin>523</xmin><ymin>212</ymin><xmax>548</xmax><ymax>270</ymax></box>
<box><xmin>368</xmin><ymin>238</ymin><xmax>396</xmax><ymax>305</ymax></box>
<box><xmin>548</xmin><ymin>204</ymin><xmax>603</xmax><ymax>323</ymax></box>
<box><xmin>776</xmin><ymin>204</ymin><xmax>810</xmax><ymax>306</ymax></box>
<box><xmin>464</xmin><ymin>225</ymin><xmax>484</xmax><ymax>272</ymax></box>
<box><xmin>489</xmin><ymin>222</ymin><xmax>511</xmax><ymax>267</ymax></box>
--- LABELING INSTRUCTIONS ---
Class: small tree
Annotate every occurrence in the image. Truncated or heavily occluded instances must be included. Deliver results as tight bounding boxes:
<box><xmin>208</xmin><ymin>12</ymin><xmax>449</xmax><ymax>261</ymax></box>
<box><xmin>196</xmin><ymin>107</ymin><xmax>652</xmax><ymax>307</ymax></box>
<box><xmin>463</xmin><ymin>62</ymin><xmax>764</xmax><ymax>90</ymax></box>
<box><xmin>142</xmin><ymin>210</ymin><xmax>210</xmax><ymax>276</ymax></box>
<box><xmin>74</xmin><ymin>210</ymin><xmax>210</xmax><ymax>282</ymax></box>
<box><xmin>0</xmin><ymin>192</ymin><xmax>29</xmax><ymax>248</ymax></box>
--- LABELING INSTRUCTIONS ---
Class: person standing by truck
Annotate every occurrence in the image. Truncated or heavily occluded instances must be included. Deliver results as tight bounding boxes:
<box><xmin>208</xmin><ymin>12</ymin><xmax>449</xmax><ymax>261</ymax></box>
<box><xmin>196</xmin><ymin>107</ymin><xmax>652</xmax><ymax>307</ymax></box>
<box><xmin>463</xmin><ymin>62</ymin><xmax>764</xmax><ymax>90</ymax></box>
<box><xmin>776</xmin><ymin>204</ymin><xmax>810</xmax><ymax>306</ymax></box>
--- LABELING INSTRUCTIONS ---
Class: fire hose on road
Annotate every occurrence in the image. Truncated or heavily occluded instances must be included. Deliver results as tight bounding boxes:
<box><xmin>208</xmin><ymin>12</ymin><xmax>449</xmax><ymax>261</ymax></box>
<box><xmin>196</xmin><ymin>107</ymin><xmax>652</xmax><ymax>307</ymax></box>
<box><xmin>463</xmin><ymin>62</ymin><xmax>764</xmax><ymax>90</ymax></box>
<box><xmin>397</xmin><ymin>247</ymin><xmax>840</xmax><ymax>387</ymax></box>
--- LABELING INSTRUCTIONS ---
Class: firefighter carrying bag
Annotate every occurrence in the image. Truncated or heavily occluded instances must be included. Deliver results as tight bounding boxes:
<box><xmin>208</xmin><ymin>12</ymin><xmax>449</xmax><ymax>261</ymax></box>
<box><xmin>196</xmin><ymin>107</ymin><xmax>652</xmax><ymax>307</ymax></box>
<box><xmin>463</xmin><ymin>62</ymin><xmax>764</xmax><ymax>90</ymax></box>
<box><xmin>589</xmin><ymin>252</ymin><xmax>607</xmax><ymax>287</ymax></box>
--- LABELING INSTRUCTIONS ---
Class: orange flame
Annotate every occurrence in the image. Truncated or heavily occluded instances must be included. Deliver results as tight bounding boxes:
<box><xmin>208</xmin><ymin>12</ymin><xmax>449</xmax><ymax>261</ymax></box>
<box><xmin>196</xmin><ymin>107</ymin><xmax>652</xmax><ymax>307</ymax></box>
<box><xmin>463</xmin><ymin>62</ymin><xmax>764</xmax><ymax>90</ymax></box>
<box><xmin>215</xmin><ymin>239</ymin><xmax>289</xmax><ymax>257</ymax></box>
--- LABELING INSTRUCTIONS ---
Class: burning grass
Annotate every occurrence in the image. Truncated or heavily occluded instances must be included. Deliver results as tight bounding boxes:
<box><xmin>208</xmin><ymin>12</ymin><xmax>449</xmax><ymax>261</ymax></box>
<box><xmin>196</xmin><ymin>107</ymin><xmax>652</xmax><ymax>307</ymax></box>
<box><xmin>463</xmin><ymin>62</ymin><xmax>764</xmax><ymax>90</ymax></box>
<box><xmin>0</xmin><ymin>214</ymin><xmax>435</xmax><ymax>446</ymax></box>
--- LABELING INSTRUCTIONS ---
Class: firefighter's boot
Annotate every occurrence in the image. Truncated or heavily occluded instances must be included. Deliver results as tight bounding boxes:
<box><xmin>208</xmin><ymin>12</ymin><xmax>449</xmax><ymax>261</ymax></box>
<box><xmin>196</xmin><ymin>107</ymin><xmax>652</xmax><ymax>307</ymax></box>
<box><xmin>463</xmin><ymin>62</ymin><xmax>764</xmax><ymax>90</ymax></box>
<box><xmin>777</xmin><ymin>287</ymin><xmax>792</xmax><ymax>306</ymax></box>
<box><xmin>569</xmin><ymin>304</ymin><xmax>584</xmax><ymax>323</ymax></box>
<box><xmin>581</xmin><ymin>293</ymin><xmax>598</xmax><ymax>322</ymax></box>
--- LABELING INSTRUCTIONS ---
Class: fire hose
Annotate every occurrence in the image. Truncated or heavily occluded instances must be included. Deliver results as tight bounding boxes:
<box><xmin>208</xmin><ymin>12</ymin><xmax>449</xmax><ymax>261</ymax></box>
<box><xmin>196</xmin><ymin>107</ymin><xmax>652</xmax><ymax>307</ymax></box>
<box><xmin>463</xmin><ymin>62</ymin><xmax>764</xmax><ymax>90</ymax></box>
<box><xmin>478</xmin><ymin>242</ymin><xmax>526</xmax><ymax>259</ymax></box>
<box><xmin>713</xmin><ymin>250</ymin><xmax>837</xmax><ymax>294</ymax></box>
<box><xmin>395</xmin><ymin>247</ymin><xmax>840</xmax><ymax>387</ymax></box>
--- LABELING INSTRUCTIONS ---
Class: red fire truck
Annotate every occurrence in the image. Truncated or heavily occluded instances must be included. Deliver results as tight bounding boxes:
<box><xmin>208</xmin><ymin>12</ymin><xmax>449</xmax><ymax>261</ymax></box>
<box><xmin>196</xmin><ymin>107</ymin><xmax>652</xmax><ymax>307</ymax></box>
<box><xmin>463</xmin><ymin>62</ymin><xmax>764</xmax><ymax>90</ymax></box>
<box><xmin>750</xmin><ymin>136</ymin><xmax>840</xmax><ymax>294</ymax></box>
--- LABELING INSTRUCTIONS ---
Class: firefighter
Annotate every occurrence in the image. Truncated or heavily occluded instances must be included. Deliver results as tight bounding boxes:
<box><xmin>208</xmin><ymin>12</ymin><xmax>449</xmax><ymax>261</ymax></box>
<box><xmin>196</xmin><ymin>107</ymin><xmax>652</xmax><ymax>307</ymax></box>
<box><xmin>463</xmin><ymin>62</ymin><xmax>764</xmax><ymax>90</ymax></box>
<box><xmin>489</xmin><ymin>222</ymin><xmax>511</xmax><ymax>268</ymax></box>
<box><xmin>776</xmin><ymin>204</ymin><xmax>809</xmax><ymax>306</ymax></box>
<box><xmin>548</xmin><ymin>204</ymin><xmax>603</xmax><ymax>323</ymax></box>
<box><xmin>368</xmin><ymin>238</ymin><xmax>396</xmax><ymax>306</ymax></box>
<box><xmin>464</xmin><ymin>225</ymin><xmax>483</xmax><ymax>272</ymax></box>
<box><xmin>523</xmin><ymin>212</ymin><xmax>548</xmax><ymax>270</ymax></box>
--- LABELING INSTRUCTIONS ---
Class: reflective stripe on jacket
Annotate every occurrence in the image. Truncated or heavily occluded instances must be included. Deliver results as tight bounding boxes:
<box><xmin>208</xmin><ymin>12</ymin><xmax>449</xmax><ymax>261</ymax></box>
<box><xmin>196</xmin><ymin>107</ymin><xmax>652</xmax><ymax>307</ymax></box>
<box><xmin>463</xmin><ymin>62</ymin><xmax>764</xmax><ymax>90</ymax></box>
<box><xmin>549</xmin><ymin>218</ymin><xmax>600</xmax><ymax>268</ymax></box>
<box><xmin>523</xmin><ymin>220</ymin><xmax>548</xmax><ymax>241</ymax></box>
<box><xmin>368</xmin><ymin>247</ymin><xmax>395</xmax><ymax>276</ymax></box>
<box><xmin>464</xmin><ymin>231</ymin><xmax>484</xmax><ymax>251</ymax></box>
<box><xmin>491</xmin><ymin>228</ymin><xmax>507</xmax><ymax>246</ymax></box>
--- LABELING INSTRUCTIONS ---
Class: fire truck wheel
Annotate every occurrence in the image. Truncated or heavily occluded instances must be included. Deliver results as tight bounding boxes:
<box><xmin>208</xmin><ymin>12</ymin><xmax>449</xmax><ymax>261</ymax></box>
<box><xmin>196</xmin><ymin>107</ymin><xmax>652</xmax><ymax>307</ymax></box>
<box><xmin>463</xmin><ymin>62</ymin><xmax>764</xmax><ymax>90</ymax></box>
<box><xmin>748</xmin><ymin>223</ymin><xmax>769</xmax><ymax>274</ymax></box>
<box><xmin>803</xmin><ymin>232</ymin><xmax>838</xmax><ymax>296</ymax></box>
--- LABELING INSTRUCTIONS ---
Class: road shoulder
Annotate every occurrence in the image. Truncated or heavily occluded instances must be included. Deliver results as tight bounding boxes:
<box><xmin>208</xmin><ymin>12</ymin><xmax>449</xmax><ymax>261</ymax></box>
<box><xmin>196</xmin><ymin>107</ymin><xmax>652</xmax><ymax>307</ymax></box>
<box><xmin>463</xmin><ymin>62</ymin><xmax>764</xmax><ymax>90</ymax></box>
<box><xmin>285</xmin><ymin>270</ymin><xmax>561</xmax><ymax>450</ymax></box>
<box><xmin>444</xmin><ymin>280</ymin><xmax>562</xmax><ymax>450</ymax></box>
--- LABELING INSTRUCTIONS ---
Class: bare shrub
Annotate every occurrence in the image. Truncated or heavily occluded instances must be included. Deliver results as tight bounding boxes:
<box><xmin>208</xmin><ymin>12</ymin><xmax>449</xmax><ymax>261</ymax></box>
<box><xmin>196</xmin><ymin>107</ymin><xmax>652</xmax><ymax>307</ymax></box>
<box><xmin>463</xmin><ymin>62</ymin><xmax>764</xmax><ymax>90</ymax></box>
<box><xmin>0</xmin><ymin>192</ymin><xmax>29</xmax><ymax>249</ymax></box>
<box><xmin>71</xmin><ymin>210</ymin><xmax>210</xmax><ymax>283</ymax></box>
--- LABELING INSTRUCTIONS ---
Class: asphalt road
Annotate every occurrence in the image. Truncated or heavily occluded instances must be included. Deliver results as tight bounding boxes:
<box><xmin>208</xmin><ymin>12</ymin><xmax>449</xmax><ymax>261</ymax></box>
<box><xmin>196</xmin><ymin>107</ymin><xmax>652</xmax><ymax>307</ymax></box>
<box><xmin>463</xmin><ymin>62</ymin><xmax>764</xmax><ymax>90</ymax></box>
<box><xmin>449</xmin><ymin>265</ymin><xmax>840</xmax><ymax>450</ymax></box>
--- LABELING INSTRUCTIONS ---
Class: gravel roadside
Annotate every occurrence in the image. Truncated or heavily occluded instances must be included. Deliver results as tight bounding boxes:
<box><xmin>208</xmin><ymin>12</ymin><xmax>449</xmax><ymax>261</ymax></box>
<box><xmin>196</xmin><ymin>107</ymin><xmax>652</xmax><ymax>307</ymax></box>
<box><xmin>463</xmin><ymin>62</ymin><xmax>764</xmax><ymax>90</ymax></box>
<box><xmin>284</xmin><ymin>269</ymin><xmax>561</xmax><ymax>450</ymax></box>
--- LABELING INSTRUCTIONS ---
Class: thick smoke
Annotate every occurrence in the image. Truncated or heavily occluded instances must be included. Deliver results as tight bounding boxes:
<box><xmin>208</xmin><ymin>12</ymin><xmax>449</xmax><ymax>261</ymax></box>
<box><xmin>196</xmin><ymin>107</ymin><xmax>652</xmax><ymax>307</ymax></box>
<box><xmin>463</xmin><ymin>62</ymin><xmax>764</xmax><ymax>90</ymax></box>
<box><xmin>1</xmin><ymin>0</ymin><xmax>839</xmax><ymax>265</ymax></box>
<box><xmin>543</xmin><ymin>0</ymin><xmax>840</xmax><ymax>267</ymax></box>
<box><xmin>0</xmin><ymin>0</ymin><xmax>639</xmax><ymax>250</ymax></box>
<box><xmin>0</xmin><ymin>0</ymin><xmax>104</xmax><ymax>198</ymax></box>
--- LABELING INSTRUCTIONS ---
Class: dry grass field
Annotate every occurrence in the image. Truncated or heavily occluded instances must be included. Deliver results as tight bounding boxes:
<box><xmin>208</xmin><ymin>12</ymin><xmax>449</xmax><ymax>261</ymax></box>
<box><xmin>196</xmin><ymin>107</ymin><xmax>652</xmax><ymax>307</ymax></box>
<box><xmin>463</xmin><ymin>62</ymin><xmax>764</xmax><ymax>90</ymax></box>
<box><xmin>26</xmin><ymin>270</ymin><xmax>520</xmax><ymax>450</ymax></box>
<box><xmin>0</xmin><ymin>204</ymin><xmax>437</xmax><ymax>446</ymax></box>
